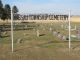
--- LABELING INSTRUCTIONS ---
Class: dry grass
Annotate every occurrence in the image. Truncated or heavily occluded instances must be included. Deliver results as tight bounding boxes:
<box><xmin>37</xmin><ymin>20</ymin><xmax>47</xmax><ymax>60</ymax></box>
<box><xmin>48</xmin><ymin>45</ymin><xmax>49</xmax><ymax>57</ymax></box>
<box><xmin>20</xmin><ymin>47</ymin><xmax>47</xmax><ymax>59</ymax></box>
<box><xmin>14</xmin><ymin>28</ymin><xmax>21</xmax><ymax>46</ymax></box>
<box><xmin>0</xmin><ymin>43</ymin><xmax>80</xmax><ymax>60</ymax></box>
<box><xmin>0</xmin><ymin>16</ymin><xmax>80</xmax><ymax>60</ymax></box>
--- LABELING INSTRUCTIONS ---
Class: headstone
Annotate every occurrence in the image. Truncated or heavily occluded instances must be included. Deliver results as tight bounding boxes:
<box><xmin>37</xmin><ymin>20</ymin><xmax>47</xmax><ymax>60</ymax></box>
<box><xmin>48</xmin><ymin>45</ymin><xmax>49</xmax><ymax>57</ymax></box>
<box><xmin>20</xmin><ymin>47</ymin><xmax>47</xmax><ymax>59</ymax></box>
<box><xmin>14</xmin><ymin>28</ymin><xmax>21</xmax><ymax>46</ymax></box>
<box><xmin>25</xmin><ymin>25</ymin><xmax>27</xmax><ymax>29</ymax></box>
<box><xmin>77</xmin><ymin>28</ymin><xmax>80</xmax><ymax>39</ymax></box>
<box><xmin>17</xmin><ymin>38</ymin><xmax>23</xmax><ymax>44</ymax></box>
<box><xmin>3</xmin><ymin>31</ymin><xmax>7</xmax><ymax>35</ymax></box>
<box><xmin>71</xmin><ymin>25</ymin><xmax>77</xmax><ymax>31</ymax></box>
<box><xmin>62</xmin><ymin>36</ymin><xmax>66</xmax><ymax>40</ymax></box>
<box><xmin>77</xmin><ymin>34</ymin><xmax>80</xmax><ymax>39</ymax></box>
<box><xmin>65</xmin><ymin>25</ymin><xmax>69</xmax><ymax>30</ymax></box>
<box><xmin>36</xmin><ymin>30</ymin><xmax>40</xmax><ymax>37</ymax></box>
<box><xmin>53</xmin><ymin>31</ymin><xmax>57</xmax><ymax>36</ymax></box>
<box><xmin>71</xmin><ymin>35</ymin><xmax>76</xmax><ymax>38</ymax></box>
<box><xmin>74</xmin><ymin>25</ymin><xmax>77</xmax><ymax>30</ymax></box>
<box><xmin>61</xmin><ymin>24</ymin><xmax>64</xmax><ymax>29</ymax></box>
<box><xmin>49</xmin><ymin>27</ymin><xmax>52</xmax><ymax>31</ymax></box>
<box><xmin>58</xmin><ymin>34</ymin><xmax>62</xmax><ymax>38</ymax></box>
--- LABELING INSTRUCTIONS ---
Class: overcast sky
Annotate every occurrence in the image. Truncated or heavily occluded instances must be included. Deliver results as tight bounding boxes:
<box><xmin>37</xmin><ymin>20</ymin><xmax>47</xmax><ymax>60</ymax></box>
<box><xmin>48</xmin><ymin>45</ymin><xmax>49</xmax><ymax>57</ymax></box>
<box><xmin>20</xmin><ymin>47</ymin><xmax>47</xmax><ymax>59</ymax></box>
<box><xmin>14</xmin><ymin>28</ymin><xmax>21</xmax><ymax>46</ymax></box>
<box><xmin>2</xmin><ymin>0</ymin><xmax>80</xmax><ymax>15</ymax></box>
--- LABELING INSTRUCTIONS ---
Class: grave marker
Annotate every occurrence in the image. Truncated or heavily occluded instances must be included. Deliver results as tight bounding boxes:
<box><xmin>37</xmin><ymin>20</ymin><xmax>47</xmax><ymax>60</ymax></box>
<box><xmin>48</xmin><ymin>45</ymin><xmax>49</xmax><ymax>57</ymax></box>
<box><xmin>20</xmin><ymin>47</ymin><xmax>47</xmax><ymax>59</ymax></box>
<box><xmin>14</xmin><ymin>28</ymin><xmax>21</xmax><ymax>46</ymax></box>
<box><xmin>61</xmin><ymin>24</ymin><xmax>64</xmax><ymax>29</ymax></box>
<box><xmin>49</xmin><ymin>27</ymin><xmax>52</xmax><ymax>31</ymax></box>
<box><xmin>53</xmin><ymin>31</ymin><xmax>57</xmax><ymax>36</ymax></box>
<box><xmin>77</xmin><ymin>28</ymin><xmax>80</xmax><ymax>39</ymax></box>
<box><xmin>58</xmin><ymin>34</ymin><xmax>62</xmax><ymax>38</ymax></box>
<box><xmin>25</xmin><ymin>25</ymin><xmax>27</xmax><ymax>29</ymax></box>
<box><xmin>62</xmin><ymin>36</ymin><xmax>66</xmax><ymax>40</ymax></box>
<box><xmin>17</xmin><ymin>38</ymin><xmax>23</xmax><ymax>44</ymax></box>
<box><xmin>36</xmin><ymin>30</ymin><xmax>40</xmax><ymax>37</ymax></box>
<box><xmin>74</xmin><ymin>25</ymin><xmax>77</xmax><ymax>30</ymax></box>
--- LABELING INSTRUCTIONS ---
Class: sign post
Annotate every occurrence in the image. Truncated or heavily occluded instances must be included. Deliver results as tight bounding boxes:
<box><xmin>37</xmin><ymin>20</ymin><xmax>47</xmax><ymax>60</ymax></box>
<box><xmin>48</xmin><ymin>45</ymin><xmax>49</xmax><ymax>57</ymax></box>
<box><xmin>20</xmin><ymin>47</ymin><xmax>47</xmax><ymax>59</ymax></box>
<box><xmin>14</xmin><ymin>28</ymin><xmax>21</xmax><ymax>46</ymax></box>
<box><xmin>69</xmin><ymin>10</ymin><xmax>71</xmax><ymax>51</ymax></box>
<box><xmin>11</xmin><ymin>6</ymin><xmax>14</xmax><ymax>53</ymax></box>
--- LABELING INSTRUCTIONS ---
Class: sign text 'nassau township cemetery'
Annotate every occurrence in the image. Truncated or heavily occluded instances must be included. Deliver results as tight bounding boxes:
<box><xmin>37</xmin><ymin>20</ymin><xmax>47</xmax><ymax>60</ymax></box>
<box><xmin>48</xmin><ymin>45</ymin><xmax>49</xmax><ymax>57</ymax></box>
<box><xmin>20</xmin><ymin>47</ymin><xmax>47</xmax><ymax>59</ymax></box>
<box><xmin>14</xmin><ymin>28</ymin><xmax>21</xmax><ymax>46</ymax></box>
<box><xmin>19</xmin><ymin>14</ymin><xmax>68</xmax><ymax>20</ymax></box>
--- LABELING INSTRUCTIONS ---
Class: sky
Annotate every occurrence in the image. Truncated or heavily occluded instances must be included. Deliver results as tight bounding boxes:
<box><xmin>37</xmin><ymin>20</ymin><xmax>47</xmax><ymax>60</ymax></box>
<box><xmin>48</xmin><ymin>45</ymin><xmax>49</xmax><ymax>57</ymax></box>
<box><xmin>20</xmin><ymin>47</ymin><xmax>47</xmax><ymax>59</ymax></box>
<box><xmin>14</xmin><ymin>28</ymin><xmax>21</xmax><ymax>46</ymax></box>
<box><xmin>2</xmin><ymin>0</ymin><xmax>80</xmax><ymax>15</ymax></box>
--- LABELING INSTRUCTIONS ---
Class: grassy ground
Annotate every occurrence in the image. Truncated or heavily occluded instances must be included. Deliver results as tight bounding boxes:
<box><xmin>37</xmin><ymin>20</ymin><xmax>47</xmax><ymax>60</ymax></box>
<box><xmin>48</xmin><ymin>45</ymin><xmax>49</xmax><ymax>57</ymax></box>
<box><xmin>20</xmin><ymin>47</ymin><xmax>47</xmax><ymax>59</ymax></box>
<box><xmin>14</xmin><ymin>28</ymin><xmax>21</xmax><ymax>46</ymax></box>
<box><xmin>0</xmin><ymin>21</ymin><xmax>80</xmax><ymax>60</ymax></box>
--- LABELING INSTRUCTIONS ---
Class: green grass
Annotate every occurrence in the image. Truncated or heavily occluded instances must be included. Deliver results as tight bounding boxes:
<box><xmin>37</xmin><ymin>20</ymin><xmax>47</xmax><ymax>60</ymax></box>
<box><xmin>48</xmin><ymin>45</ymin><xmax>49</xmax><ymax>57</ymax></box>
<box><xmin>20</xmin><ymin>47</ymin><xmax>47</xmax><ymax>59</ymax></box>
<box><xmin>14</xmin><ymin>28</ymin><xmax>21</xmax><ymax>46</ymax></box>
<box><xmin>0</xmin><ymin>22</ymin><xmax>80</xmax><ymax>44</ymax></box>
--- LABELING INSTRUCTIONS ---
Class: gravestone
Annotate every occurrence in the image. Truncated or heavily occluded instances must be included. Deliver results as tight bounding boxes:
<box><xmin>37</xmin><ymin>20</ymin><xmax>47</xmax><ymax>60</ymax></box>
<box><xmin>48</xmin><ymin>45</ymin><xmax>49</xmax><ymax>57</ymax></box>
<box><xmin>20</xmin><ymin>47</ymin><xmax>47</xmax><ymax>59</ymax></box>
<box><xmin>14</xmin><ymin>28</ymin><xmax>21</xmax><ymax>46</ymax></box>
<box><xmin>74</xmin><ymin>25</ymin><xmax>77</xmax><ymax>30</ymax></box>
<box><xmin>49</xmin><ymin>27</ymin><xmax>52</xmax><ymax>31</ymax></box>
<box><xmin>25</xmin><ymin>25</ymin><xmax>27</xmax><ymax>29</ymax></box>
<box><xmin>76</xmin><ymin>28</ymin><xmax>80</xmax><ymax>39</ymax></box>
<box><xmin>71</xmin><ymin>35</ymin><xmax>76</xmax><ymax>38</ymax></box>
<box><xmin>71</xmin><ymin>25</ymin><xmax>77</xmax><ymax>31</ymax></box>
<box><xmin>36</xmin><ymin>30</ymin><xmax>40</xmax><ymax>37</ymax></box>
<box><xmin>62</xmin><ymin>36</ymin><xmax>66</xmax><ymax>40</ymax></box>
<box><xmin>57</xmin><ymin>34</ymin><xmax>62</xmax><ymax>38</ymax></box>
<box><xmin>53</xmin><ymin>31</ymin><xmax>57</xmax><ymax>36</ymax></box>
<box><xmin>61</xmin><ymin>24</ymin><xmax>64</xmax><ymax>29</ymax></box>
<box><xmin>3</xmin><ymin>31</ymin><xmax>7</xmax><ymax>35</ymax></box>
<box><xmin>17</xmin><ymin>38</ymin><xmax>23</xmax><ymax>44</ymax></box>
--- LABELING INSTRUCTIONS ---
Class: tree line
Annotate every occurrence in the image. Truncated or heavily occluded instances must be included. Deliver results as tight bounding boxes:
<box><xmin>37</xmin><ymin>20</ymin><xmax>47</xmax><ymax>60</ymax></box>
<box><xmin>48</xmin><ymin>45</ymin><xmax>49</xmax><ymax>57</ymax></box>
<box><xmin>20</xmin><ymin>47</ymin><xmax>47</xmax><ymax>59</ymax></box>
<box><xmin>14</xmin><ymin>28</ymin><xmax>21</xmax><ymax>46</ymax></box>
<box><xmin>0</xmin><ymin>0</ymin><xmax>19</xmax><ymax>20</ymax></box>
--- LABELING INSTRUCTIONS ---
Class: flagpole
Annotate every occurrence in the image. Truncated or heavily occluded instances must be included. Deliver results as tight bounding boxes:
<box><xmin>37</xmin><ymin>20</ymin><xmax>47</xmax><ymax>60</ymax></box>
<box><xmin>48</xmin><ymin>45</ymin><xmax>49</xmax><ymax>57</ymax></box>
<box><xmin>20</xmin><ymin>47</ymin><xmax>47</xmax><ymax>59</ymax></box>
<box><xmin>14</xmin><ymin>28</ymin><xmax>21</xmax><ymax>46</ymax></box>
<box><xmin>69</xmin><ymin>10</ymin><xmax>71</xmax><ymax>50</ymax></box>
<box><xmin>11</xmin><ymin>6</ymin><xmax>14</xmax><ymax>53</ymax></box>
